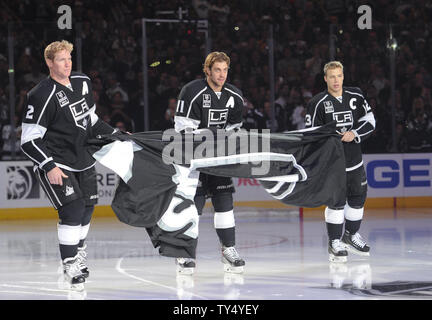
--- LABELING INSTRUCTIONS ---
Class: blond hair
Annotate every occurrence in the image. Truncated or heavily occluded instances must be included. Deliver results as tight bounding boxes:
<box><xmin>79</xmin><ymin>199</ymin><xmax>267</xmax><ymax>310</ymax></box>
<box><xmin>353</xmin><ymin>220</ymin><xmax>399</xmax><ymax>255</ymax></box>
<box><xmin>203</xmin><ymin>51</ymin><xmax>230</xmax><ymax>75</ymax></box>
<box><xmin>323</xmin><ymin>61</ymin><xmax>343</xmax><ymax>75</ymax></box>
<box><xmin>44</xmin><ymin>40</ymin><xmax>73</xmax><ymax>61</ymax></box>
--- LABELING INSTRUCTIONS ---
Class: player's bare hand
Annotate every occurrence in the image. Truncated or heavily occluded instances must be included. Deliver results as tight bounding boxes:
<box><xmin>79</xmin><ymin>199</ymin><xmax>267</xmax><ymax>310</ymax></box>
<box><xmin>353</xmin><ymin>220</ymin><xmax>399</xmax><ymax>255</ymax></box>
<box><xmin>339</xmin><ymin>131</ymin><xmax>355</xmax><ymax>142</ymax></box>
<box><xmin>47</xmin><ymin>167</ymin><xmax>68</xmax><ymax>185</ymax></box>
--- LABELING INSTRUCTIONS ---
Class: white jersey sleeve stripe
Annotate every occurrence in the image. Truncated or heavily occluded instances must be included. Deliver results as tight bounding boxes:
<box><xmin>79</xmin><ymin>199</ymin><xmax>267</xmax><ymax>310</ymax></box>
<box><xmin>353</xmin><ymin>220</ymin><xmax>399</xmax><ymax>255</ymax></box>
<box><xmin>186</xmin><ymin>87</ymin><xmax>208</xmax><ymax>118</ymax></box>
<box><xmin>358</xmin><ymin>129</ymin><xmax>375</xmax><ymax>137</ymax></box>
<box><xmin>89</xmin><ymin>105</ymin><xmax>99</xmax><ymax>126</ymax></box>
<box><xmin>36</xmin><ymin>85</ymin><xmax>56</xmax><ymax>125</ymax></box>
<box><xmin>20</xmin><ymin>123</ymin><xmax>47</xmax><ymax>145</ymax></box>
<box><xmin>312</xmin><ymin>94</ymin><xmax>328</xmax><ymax>126</ymax></box>
<box><xmin>358</xmin><ymin>111</ymin><xmax>376</xmax><ymax>128</ymax></box>
<box><xmin>70</xmin><ymin>75</ymin><xmax>91</xmax><ymax>80</ymax></box>
<box><xmin>20</xmin><ymin>148</ymin><xmax>40</xmax><ymax>165</ymax></box>
<box><xmin>345</xmin><ymin>90</ymin><xmax>364</xmax><ymax>98</ymax></box>
<box><xmin>39</xmin><ymin>157</ymin><xmax>54</xmax><ymax>169</ymax></box>
<box><xmin>174</xmin><ymin>116</ymin><xmax>201</xmax><ymax>132</ymax></box>
<box><xmin>225</xmin><ymin>88</ymin><xmax>244</xmax><ymax>104</ymax></box>
<box><xmin>31</xmin><ymin>139</ymin><xmax>49</xmax><ymax>163</ymax></box>
<box><xmin>225</xmin><ymin>122</ymin><xmax>243</xmax><ymax>131</ymax></box>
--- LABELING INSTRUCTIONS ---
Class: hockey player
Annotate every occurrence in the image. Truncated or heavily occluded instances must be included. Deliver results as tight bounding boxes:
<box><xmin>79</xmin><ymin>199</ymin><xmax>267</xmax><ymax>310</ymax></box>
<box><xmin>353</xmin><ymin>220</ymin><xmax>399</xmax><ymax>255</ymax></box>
<box><xmin>305</xmin><ymin>61</ymin><xmax>376</xmax><ymax>262</ymax></box>
<box><xmin>20</xmin><ymin>40</ymin><xmax>115</xmax><ymax>289</ymax></box>
<box><xmin>174</xmin><ymin>51</ymin><xmax>245</xmax><ymax>274</ymax></box>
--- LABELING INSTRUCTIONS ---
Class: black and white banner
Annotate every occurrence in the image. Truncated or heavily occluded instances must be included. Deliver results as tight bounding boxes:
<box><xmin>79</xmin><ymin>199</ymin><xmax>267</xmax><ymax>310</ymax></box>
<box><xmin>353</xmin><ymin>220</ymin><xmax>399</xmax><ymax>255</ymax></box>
<box><xmin>90</xmin><ymin>123</ymin><xmax>347</xmax><ymax>258</ymax></box>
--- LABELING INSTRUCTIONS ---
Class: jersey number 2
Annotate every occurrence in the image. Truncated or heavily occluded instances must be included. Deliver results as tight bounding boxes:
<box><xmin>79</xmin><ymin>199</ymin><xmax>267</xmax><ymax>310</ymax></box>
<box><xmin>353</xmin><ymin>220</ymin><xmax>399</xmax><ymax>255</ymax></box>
<box><xmin>26</xmin><ymin>105</ymin><xmax>34</xmax><ymax>120</ymax></box>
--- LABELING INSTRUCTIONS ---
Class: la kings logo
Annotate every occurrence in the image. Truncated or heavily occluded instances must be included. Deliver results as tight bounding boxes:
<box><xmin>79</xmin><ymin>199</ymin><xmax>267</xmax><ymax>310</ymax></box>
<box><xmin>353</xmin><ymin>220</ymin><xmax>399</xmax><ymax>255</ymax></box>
<box><xmin>333</xmin><ymin>111</ymin><xmax>353</xmax><ymax>133</ymax></box>
<box><xmin>208</xmin><ymin>108</ymin><xmax>228</xmax><ymax>126</ymax></box>
<box><xmin>69</xmin><ymin>98</ymin><xmax>90</xmax><ymax>130</ymax></box>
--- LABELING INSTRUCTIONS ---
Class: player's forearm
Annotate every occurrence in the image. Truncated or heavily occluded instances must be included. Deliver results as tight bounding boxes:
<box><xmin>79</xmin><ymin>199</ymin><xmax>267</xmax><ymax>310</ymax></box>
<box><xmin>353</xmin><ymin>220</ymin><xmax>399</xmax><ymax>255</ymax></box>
<box><xmin>352</xmin><ymin>112</ymin><xmax>376</xmax><ymax>143</ymax></box>
<box><xmin>20</xmin><ymin>137</ymin><xmax>56</xmax><ymax>171</ymax></box>
<box><xmin>92</xmin><ymin>118</ymin><xmax>116</xmax><ymax>136</ymax></box>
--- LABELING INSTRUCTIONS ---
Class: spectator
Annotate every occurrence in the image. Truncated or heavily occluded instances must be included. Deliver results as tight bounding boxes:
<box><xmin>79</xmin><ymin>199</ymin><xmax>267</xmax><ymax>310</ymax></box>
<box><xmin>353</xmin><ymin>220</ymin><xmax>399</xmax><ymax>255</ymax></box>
<box><xmin>405</xmin><ymin>97</ymin><xmax>432</xmax><ymax>152</ymax></box>
<box><xmin>1</xmin><ymin>114</ymin><xmax>25</xmax><ymax>160</ymax></box>
<box><xmin>22</xmin><ymin>62</ymin><xmax>46</xmax><ymax>85</ymax></box>
<box><xmin>161</xmin><ymin>97</ymin><xmax>177</xmax><ymax>130</ymax></box>
<box><xmin>291</xmin><ymin>91</ymin><xmax>311</xmax><ymax>130</ymax></box>
<box><xmin>105</xmin><ymin>73</ymin><xmax>129</xmax><ymax>103</ymax></box>
<box><xmin>0</xmin><ymin>0</ymin><xmax>430</xmax><ymax>152</ymax></box>
<box><xmin>109</xmin><ymin>92</ymin><xmax>134</xmax><ymax>132</ymax></box>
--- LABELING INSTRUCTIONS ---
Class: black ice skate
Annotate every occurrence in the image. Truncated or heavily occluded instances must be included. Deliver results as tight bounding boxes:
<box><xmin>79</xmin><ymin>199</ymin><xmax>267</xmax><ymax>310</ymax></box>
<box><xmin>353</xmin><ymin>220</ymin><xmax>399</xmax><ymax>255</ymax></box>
<box><xmin>62</xmin><ymin>257</ymin><xmax>86</xmax><ymax>291</ymax></box>
<box><xmin>342</xmin><ymin>230</ymin><xmax>370</xmax><ymax>256</ymax></box>
<box><xmin>328</xmin><ymin>239</ymin><xmax>348</xmax><ymax>263</ymax></box>
<box><xmin>175</xmin><ymin>258</ymin><xmax>196</xmax><ymax>275</ymax></box>
<box><xmin>222</xmin><ymin>246</ymin><xmax>245</xmax><ymax>273</ymax></box>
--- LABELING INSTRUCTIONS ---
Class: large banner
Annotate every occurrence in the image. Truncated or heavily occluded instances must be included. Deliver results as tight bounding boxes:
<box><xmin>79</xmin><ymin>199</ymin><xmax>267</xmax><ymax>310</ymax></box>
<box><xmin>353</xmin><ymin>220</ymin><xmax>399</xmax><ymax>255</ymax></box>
<box><xmin>1</xmin><ymin>153</ymin><xmax>431</xmax><ymax>209</ymax></box>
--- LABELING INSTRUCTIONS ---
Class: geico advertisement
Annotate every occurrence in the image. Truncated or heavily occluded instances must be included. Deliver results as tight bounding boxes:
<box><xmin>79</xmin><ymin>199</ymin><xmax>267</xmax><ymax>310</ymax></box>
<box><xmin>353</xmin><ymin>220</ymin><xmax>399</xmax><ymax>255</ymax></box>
<box><xmin>1</xmin><ymin>154</ymin><xmax>431</xmax><ymax>208</ymax></box>
<box><xmin>363</xmin><ymin>153</ymin><xmax>431</xmax><ymax>197</ymax></box>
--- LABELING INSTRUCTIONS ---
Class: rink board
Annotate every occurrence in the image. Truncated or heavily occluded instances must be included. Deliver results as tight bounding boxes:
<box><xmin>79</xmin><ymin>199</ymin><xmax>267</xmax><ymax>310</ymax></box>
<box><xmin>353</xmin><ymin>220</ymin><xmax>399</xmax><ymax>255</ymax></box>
<box><xmin>0</xmin><ymin>153</ymin><xmax>431</xmax><ymax>219</ymax></box>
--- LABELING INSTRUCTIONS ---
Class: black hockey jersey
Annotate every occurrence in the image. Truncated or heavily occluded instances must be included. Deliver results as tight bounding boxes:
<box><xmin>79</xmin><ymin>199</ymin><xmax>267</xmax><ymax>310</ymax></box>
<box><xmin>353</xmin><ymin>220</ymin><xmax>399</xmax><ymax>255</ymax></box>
<box><xmin>174</xmin><ymin>79</ymin><xmax>244</xmax><ymax>132</ymax></box>
<box><xmin>21</xmin><ymin>72</ymin><xmax>114</xmax><ymax>172</ymax></box>
<box><xmin>305</xmin><ymin>87</ymin><xmax>376</xmax><ymax>170</ymax></box>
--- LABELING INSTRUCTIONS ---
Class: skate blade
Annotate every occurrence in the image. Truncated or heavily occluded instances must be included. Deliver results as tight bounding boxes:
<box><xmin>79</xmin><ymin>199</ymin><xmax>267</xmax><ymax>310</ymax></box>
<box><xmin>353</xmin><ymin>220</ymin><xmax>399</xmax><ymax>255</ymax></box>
<box><xmin>329</xmin><ymin>254</ymin><xmax>347</xmax><ymax>263</ymax></box>
<box><xmin>68</xmin><ymin>289</ymin><xmax>87</xmax><ymax>300</ymax></box>
<box><xmin>224</xmin><ymin>273</ymin><xmax>244</xmax><ymax>285</ymax></box>
<box><xmin>345</xmin><ymin>245</ymin><xmax>370</xmax><ymax>257</ymax></box>
<box><xmin>70</xmin><ymin>283</ymin><xmax>85</xmax><ymax>292</ymax></box>
<box><xmin>329</xmin><ymin>262</ymin><xmax>348</xmax><ymax>273</ymax></box>
<box><xmin>176</xmin><ymin>266</ymin><xmax>195</xmax><ymax>275</ymax></box>
<box><xmin>223</xmin><ymin>264</ymin><xmax>244</xmax><ymax>274</ymax></box>
<box><xmin>176</xmin><ymin>274</ymin><xmax>195</xmax><ymax>292</ymax></box>
<box><xmin>61</xmin><ymin>280</ymin><xmax>85</xmax><ymax>292</ymax></box>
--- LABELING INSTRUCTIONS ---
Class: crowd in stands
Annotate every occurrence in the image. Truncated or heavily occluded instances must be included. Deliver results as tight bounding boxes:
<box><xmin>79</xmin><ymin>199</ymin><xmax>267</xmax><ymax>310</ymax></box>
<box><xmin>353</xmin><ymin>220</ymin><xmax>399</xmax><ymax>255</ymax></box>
<box><xmin>1</xmin><ymin>0</ymin><xmax>431</xmax><ymax>160</ymax></box>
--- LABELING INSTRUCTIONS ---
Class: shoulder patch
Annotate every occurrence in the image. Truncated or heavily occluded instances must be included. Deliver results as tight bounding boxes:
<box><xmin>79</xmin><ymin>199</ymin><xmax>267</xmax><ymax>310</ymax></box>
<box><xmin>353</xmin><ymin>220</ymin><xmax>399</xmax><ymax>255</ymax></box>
<box><xmin>56</xmin><ymin>90</ymin><xmax>69</xmax><ymax>107</ymax></box>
